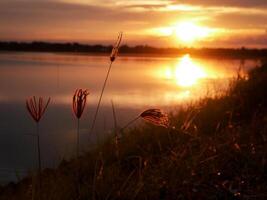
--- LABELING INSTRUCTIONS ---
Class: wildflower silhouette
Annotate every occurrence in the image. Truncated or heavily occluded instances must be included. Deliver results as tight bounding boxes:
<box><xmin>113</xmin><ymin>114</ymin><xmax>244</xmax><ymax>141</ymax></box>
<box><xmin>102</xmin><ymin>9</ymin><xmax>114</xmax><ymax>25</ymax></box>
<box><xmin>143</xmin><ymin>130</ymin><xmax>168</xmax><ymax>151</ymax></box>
<box><xmin>122</xmin><ymin>108</ymin><xmax>169</xmax><ymax>130</ymax></box>
<box><xmin>26</xmin><ymin>96</ymin><xmax>50</xmax><ymax>196</ymax></box>
<box><xmin>140</xmin><ymin>109</ymin><xmax>170</xmax><ymax>128</ymax></box>
<box><xmin>26</xmin><ymin>96</ymin><xmax>50</xmax><ymax>123</ymax></box>
<box><xmin>73</xmin><ymin>89</ymin><xmax>89</xmax><ymax>158</ymax></box>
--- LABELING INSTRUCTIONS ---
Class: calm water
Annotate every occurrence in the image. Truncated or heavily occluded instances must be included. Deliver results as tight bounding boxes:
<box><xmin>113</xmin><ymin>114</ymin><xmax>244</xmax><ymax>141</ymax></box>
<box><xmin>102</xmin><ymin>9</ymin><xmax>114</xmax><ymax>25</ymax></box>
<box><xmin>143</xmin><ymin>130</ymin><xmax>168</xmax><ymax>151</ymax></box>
<box><xmin>0</xmin><ymin>52</ymin><xmax>259</xmax><ymax>183</ymax></box>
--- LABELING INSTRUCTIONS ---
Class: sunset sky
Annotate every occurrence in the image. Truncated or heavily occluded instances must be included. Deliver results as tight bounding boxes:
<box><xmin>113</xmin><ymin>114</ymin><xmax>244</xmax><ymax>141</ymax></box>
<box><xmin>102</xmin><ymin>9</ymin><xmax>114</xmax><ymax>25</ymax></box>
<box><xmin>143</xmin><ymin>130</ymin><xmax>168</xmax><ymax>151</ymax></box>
<box><xmin>1</xmin><ymin>0</ymin><xmax>267</xmax><ymax>48</ymax></box>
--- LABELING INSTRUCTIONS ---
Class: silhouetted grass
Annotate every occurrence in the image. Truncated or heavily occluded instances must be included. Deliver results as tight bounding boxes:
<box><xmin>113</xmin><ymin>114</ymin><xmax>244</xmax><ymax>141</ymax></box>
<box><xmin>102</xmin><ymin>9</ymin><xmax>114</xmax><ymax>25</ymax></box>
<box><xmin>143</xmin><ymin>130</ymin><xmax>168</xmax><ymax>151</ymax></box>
<box><xmin>1</xmin><ymin>62</ymin><xmax>267</xmax><ymax>199</ymax></box>
<box><xmin>25</xmin><ymin>96</ymin><xmax>51</xmax><ymax>199</ymax></box>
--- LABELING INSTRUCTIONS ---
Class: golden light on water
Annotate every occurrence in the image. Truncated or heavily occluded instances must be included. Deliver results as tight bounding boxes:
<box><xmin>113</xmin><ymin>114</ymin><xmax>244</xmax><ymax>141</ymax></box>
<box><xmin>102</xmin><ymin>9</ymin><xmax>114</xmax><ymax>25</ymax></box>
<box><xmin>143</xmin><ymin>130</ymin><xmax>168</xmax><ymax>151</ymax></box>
<box><xmin>164</xmin><ymin>55</ymin><xmax>207</xmax><ymax>87</ymax></box>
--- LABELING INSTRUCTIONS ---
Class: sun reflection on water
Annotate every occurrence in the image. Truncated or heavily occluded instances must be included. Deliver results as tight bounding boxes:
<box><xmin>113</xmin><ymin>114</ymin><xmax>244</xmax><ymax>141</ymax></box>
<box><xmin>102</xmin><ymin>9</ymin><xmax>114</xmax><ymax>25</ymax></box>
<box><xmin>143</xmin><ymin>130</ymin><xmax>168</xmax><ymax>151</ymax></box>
<box><xmin>0</xmin><ymin>53</ymin><xmax>255</xmax><ymax>108</ymax></box>
<box><xmin>164</xmin><ymin>54</ymin><xmax>207</xmax><ymax>87</ymax></box>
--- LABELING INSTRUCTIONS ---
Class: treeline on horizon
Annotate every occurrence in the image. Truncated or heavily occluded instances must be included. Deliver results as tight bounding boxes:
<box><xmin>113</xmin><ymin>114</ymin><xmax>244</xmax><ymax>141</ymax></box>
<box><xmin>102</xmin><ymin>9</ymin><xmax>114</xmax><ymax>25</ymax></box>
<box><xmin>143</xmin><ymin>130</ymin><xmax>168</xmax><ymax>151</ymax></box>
<box><xmin>1</xmin><ymin>41</ymin><xmax>267</xmax><ymax>58</ymax></box>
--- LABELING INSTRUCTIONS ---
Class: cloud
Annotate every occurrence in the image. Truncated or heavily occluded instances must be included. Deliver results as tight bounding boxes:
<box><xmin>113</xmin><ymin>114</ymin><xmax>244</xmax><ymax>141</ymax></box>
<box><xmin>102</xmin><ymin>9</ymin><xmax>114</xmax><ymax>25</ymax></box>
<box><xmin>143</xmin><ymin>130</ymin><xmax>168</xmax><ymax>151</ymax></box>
<box><xmin>0</xmin><ymin>0</ymin><xmax>189</xmax><ymax>41</ymax></box>
<box><xmin>0</xmin><ymin>0</ymin><xmax>267</xmax><ymax>47</ymax></box>
<box><xmin>173</xmin><ymin>0</ymin><xmax>267</xmax><ymax>8</ymax></box>
<box><xmin>201</xmin><ymin>34</ymin><xmax>267</xmax><ymax>48</ymax></box>
<box><xmin>0</xmin><ymin>0</ymin><xmax>159</xmax><ymax>41</ymax></box>
<box><xmin>206</xmin><ymin>12</ymin><xmax>267</xmax><ymax>29</ymax></box>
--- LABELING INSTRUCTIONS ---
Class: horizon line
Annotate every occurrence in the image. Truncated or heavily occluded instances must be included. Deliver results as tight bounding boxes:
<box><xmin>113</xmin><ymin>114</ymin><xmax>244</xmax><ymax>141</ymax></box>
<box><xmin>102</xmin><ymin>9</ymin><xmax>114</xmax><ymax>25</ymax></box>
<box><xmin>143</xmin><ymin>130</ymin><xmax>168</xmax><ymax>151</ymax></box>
<box><xmin>1</xmin><ymin>40</ymin><xmax>267</xmax><ymax>50</ymax></box>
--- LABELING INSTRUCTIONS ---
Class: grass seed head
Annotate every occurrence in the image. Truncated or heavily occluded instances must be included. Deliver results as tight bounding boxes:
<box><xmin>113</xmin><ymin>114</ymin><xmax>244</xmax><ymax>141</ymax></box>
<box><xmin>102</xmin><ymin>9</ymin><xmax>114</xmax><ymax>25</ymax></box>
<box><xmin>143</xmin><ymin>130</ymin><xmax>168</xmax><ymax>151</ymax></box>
<box><xmin>26</xmin><ymin>96</ymin><xmax>51</xmax><ymax>123</ymax></box>
<box><xmin>73</xmin><ymin>89</ymin><xmax>89</xmax><ymax>119</ymax></box>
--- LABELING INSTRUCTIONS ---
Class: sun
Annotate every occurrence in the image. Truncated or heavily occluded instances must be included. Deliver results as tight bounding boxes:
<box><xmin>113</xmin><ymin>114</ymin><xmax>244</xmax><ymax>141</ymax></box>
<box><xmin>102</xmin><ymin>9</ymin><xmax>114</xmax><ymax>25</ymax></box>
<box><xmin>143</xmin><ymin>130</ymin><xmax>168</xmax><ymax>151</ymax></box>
<box><xmin>148</xmin><ymin>21</ymin><xmax>213</xmax><ymax>45</ymax></box>
<box><xmin>174</xmin><ymin>22</ymin><xmax>210</xmax><ymax>43</ymax></box>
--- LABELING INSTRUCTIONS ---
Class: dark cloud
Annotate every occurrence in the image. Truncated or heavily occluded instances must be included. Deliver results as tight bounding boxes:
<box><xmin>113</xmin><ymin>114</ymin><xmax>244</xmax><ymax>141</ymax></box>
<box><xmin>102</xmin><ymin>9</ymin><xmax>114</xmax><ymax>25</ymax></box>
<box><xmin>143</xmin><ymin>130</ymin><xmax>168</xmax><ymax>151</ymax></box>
<box><xmin>0</xmin><ymin>0</ymin><xmax>112</xmax><ymax>23</ymax></box>
<box><xmin>0</xmin><ymin>0</ymin><xmax>160</xmax><ymax>41</ymax></box>
<box><xmin>0</xmin><ymin>0</ymin><xmax>181</xmax><ymax>22</ymax></box>
<box><xmin>0</xmin><ymin>0</ymin><xmax>172</xmax><ymax>28</ymax></box>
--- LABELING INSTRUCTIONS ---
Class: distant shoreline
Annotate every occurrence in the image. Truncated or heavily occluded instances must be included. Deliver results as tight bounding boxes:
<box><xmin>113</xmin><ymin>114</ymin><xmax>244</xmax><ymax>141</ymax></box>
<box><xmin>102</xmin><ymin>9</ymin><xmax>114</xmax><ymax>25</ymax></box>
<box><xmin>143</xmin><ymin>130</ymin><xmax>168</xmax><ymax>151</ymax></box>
<box><xmin>1</xmin><ymin>41</ymin><xmax>267</xmax><ymax>59</ymax></box>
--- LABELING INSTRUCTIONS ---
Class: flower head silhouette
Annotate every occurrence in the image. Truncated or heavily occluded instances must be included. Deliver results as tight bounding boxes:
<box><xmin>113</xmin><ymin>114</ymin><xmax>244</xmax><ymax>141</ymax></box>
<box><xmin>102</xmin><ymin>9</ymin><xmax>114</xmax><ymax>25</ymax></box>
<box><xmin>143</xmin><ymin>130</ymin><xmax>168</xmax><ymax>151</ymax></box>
<box><xmin>121</xmin><ymin>108</ymin><xmax>170</xmax><ymax>130</ymax></box>
<box><xmin>72</xmin><ymin>89</ymin><xmax>89</xmax><ymax>158</ymax></box>
<box><xmin>73</xmin><ymin>89</ymin><xmax>89</xmax><ymax>119</ymax></box>
<box><xmin>110</xmin><ymin>31</ymin><xmax>123</xmax><ymax>62</ymax></box>
<box><xmin>140</xmin><ymin>109</ymin><xmax>169</xmax><ymax>128</ymax></box>
<box><xmin>26</xmin><ymin>96</ymin><xmax>51</xmax><ymax>122</ymax></box>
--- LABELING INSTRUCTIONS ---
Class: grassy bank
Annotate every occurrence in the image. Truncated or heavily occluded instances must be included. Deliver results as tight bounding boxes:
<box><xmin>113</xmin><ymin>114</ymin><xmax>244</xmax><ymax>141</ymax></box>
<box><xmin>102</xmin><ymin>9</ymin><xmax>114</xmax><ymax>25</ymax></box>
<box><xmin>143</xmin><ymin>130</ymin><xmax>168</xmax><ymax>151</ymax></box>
<box><xmin>1</xmin><ymin>62</ymin><xmax>267</xmax><ymax>200</ymax></box>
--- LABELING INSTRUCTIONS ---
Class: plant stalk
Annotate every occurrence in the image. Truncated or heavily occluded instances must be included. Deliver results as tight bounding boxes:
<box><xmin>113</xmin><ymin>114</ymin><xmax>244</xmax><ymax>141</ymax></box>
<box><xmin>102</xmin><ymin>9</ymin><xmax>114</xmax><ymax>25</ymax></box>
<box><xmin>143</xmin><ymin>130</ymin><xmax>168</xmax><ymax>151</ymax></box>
<box><xmin>120</xmin><ymin>116</ymin><xmax>141</xmax><ymax>131</ymax></box>
<box><xmin>77</xmin><ymin>119</ymin><xmax>80</xmax><ymax>158</ymax></box>
<box><xmin>36</xmin><ymin>123</ymin><xmax>42</xmax><ymax>198</ymax></box>
<box><xmin>111</xmin><ymin>100</ymin><xmax>119</xmax><ymax>158</ymax></box>
<box><xmin>90</xmin><ymin>61</ymin><xmax>113</xmax><ymax>134</ymax></box>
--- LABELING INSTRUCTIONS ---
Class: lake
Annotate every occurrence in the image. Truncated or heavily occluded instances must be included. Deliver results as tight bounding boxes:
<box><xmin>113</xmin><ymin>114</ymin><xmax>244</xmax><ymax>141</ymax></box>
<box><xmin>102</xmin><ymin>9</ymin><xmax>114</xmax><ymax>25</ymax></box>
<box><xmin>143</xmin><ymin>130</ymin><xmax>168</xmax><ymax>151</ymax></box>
<box><xmin>0</xmin><ymin>52</ymin><xmax>259</xmax><ymax>183</ymax></box>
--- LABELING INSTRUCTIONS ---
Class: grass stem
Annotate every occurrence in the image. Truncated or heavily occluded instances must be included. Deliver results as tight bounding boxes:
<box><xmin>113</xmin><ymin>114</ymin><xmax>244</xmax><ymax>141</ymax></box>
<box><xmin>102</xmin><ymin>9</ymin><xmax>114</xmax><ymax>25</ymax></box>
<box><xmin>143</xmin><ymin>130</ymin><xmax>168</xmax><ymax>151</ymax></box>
<box><xmin>77</xmin><ymin>119</ymin><xmax>80</xmax><ymax>158</ymax></box>
<box><xmin>111</xmin><ymin>100</ymin><xmax>119</xmax><ymax>158</ymax></box>
<box><xmin>36</xmin><ymin>123</ymin><xmax>42</xmax><ymax>199</ymax></box>
<box><xmin>121</xmin><ymin>116</ymin><xmax>141</xmax><ymax>131</ymax></box>
<box><xmin>90</xmin><ymin>61</ymin><xmax>113</xmax><ymax>135</ymax></box>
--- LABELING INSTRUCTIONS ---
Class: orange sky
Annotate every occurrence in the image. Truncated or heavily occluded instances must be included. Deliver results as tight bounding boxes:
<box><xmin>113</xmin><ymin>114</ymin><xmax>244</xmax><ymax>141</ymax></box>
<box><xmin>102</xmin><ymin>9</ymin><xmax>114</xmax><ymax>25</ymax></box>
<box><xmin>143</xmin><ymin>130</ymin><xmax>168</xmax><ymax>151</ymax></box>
<box><xmin>1</xmin><ymin>0</ymin><xmax>267</xmax><ymax>48</ymax></box>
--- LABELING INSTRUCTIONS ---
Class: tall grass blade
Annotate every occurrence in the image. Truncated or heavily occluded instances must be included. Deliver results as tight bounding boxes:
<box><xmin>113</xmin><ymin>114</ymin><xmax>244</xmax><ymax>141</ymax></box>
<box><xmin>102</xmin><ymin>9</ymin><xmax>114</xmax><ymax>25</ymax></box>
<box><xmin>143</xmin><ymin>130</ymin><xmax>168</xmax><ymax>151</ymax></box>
<box><xmin>111</xmin><ymin>100</ymin><xmax>119</xmax><ymax>158</ymax></box>
<box><xmin>90</xmin><ymin>32</ymin><xmax>123</xmax><ymax>135</ymax></box>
